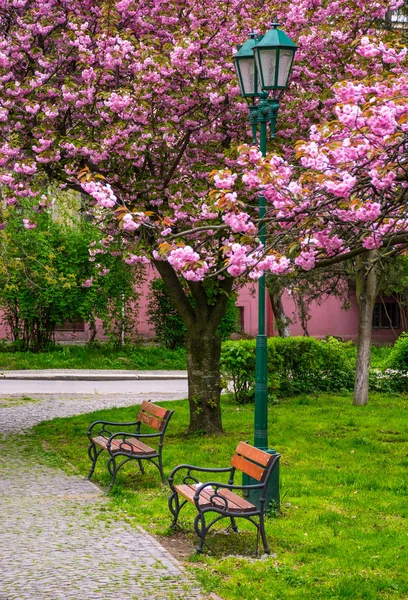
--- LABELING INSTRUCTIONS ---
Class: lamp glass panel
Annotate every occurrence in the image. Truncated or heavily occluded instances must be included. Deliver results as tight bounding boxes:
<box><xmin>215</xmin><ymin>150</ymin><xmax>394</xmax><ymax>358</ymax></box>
<box><xmin>255</xmin><ymin>48</ymin><xmax>277</xmax><ymax>89</ymax></box>
<box><xmin>237</xmin><ymin>57</ymin><xmax>256</xmax><ymax>95</ymax></box>
<box><xmin>277</xmin><ymin>49</ymin><xmax>294</xmax><ymax>87</ymax></box>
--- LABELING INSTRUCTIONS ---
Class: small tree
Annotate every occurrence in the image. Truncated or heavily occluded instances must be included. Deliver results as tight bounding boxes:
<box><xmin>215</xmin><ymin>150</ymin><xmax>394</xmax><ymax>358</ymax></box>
<box><xmin>0</xmin><ymin>204</ymin><xmax>143</xmax><ymax>350</ymax></box>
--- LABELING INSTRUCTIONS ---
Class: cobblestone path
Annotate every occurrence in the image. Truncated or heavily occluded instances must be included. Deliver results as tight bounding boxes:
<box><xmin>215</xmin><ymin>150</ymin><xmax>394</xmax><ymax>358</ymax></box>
<box><xmin>0</xmin><ymin>394</ymin><xmax>205</xmax><ymax>600</ymax></box>
<box><xmin>0</xmin><ymin>391</ymin><xmax>183</xmax><ymax>434</ymax></box>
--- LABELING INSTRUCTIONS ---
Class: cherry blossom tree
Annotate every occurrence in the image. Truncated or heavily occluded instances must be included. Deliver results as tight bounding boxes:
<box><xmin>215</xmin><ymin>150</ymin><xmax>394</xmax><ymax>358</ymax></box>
<box><xmin>211</xmin><ymin>36</ymin><xmax>408</xmax><ymax>406</ymax></box>
<box><xmin>0</xmin><ymin>0</ymin><xmax>404</xmax><ymax>430</ymax></box>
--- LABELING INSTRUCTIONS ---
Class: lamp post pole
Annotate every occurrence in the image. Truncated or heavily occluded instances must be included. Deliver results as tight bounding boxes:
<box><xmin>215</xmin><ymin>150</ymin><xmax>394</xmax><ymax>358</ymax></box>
<box><xmin>233</xmin><ymin>23</ymin><xmax>297</xmax><ymax>510</ymax></box>
<box><xmin>254</xmin><ymin>92</ymin><xmax>270</xmax><ymax>452</ymax></box>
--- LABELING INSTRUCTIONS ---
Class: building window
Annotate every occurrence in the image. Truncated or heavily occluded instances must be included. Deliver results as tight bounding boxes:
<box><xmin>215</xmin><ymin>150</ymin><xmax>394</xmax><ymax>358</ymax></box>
<box><xmin>55</xmin><ymin>318</ymin><xmax>85</xmax><ymax>332</ymax></box>
<box><xmin>237</xmin><ymin>306</ymin><xmax>245</xmax><ymax>332</ymax></box>
<box><xmin>372</xmin><ymin>303</ymin><xmax>401</xmax><ymax>329</ymax></box>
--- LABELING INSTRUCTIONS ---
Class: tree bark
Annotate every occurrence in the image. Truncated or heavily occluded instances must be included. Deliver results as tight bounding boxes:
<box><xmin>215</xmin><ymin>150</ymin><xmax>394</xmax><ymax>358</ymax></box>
<box><xmin>185</xmin><ymin>328</ymin><xmax>223</xmax><ymax>433</ymax></box>
<box><xmin>270</xmin><ymin>289</ymin><xmax>291</xmax><ymax>337</ymax></box>
<box><xmin>153</xmin><ymin>259</ymin><xmax>233</xmax><ymax>433</ymax></box>
<box><xmin>353</xmin><ymin>252</ymin><xmax>379</xmax><ymax>406</ymax></box>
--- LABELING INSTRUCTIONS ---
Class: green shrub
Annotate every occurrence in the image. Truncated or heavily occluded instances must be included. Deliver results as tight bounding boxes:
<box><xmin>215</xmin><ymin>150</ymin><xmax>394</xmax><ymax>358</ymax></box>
<box><xmin>147</xmin><ymin>278</ymin><xmax>186</xmax><ymax>350</ymax></box>
<box><xmin>147</xmin><ymin>278</ymin><xmax>238</xmax><ymax>349</ymax></box>
<box><xmin>220</xmin><ymin>340</ymin><xmax>257</xmax><ymax>403</ymax></box>
<box><xmin>387</xmin><ymin>332</ymin><xmax>408</xmax><ymax>371</ymax></box>
<box><xmin>369</xmin><ymin>368</ymin><xmax>408</xmax><ymax>393</ymax></box>
<box><xmin>221</xmin><ymin>336</ymin><xmax>355</xmax><ymax>402</ymax></box>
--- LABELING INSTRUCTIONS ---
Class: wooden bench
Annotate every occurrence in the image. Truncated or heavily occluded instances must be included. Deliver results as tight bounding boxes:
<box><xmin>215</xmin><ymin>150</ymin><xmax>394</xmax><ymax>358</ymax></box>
<box><xmin>86</xmin><ymin>400</ymin><xmax>174</xmax><ymax>491</ymax></box>
<box><xmin>168</xmin><ymin>441</ymin><xmax>280</xmax><ymax>554</ymax></box>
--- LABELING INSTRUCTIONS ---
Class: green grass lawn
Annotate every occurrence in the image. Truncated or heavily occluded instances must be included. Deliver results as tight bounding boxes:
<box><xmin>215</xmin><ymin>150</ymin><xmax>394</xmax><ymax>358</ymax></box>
<box><xmin>0</xmin><ymin>340</ymin><xmax>395</xmax><ymax>371</ymax></box>
<box><xmin>25</xmin><ymin>392</ymin><xmax>408</xmax><ymax>600</ymax></box>
<box><xmin>0</xmin><ymin>343</ymin><xmax>187</xmax><ymax>370</ymax></box>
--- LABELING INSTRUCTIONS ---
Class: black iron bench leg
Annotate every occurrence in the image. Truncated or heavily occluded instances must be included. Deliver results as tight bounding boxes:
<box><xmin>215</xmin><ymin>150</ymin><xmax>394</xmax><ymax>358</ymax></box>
<box><xmin>148</xmin><ymin>456</ymin><xmax>166</xmax><ymax>484</ymax></box>
<box><xmin>137</xmin><ymin>458</ymin><xmax>145</xmax><ymax>474</ymax></box>
<box><xmin>194</xmin><ymin>512</ymin><xmax>207</xmax><ymax>554</ymax></box>
<box><xmin>86</xmin><ymin>443</ymin><xmax>104</xmax><ymax>480</ymax></box>
<box><xmin>168</xmin><ymin>492</ymin><xmax>188</xmax><ymax>529</ymax></box>
<box><xmin>107</xmin><ymin>455</ymin><xmax>119</xmax><ymax>491</ymax></box>
<box><xmin>230</xmin><ymin>516</ymin><xmax>238</xmax><ymax>532</ymax></box>
<box><xmin>158</xmin><ymin>453</ymin><xmax>165</xmax><ymax>483</ymax></box>
<box><xmin>259</xmin><ymin>513</ymin><xmax>270</xmax><ymax>555</ymax></box>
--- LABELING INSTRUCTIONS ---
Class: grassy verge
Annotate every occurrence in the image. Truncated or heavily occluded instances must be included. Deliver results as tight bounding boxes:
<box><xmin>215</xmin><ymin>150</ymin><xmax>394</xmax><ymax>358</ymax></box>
<box><xmin>0</xmin><ymin>340</ymin><xmax>394</xmax><ymax>371</ymax></box>
<box><xmin>0</xmin><ymin>343</ymin><xmax>186</xmax><ymax>370</ymax></box>
<box><xmin>28</xmin><ymin>393</ymin><xmax>408</xmax><ymax>600</ymax></box>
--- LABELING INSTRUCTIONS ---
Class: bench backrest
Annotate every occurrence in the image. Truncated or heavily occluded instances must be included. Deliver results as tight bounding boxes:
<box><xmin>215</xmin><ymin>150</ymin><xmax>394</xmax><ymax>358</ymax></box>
<box><xmin>230</xmin><ymin>441</ymin><xmax>277</xmax><ymax>482</ymax></box>
<box><xmin>136</xmin><ymin>400</ymin><xmax>172</xmax><ymax>432</ymax></box>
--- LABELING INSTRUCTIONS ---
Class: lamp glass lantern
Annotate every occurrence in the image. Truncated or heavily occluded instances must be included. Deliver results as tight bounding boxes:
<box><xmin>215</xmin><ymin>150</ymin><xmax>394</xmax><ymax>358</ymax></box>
<box><xmin>253</xmin><ymin>22</ymin><xmax>297</xmax><ymax>98</ymax></box>
<box><xmin>233</xmin><ymin>31</ymin><xmax>261</xmax><ymax>98</ymax></box>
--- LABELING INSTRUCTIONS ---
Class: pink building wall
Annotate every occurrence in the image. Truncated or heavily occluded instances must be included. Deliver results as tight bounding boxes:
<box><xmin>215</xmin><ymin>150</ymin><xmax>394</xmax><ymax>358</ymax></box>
<box><xmin>280</xmin><ymin>291</ymin><xmax>403</xmax><ymax>344</ymax></box>
<box><xmin>0</xmin><ymin>265</ymin><xmax>403</xmax><ymax>345</ymax></box>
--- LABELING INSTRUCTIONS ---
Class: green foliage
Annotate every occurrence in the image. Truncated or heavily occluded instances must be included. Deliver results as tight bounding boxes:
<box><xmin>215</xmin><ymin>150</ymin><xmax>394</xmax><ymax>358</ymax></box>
<box><xmin>220</xmin><ymin>340</ymin><xmax>256</xmax><ymax>403</ymax></box>
<box><xmin>147</xmin><ymin>278</ymin><xmax>186</xmax><ymax>349</ymax></box>
<box><xmin>0</xmin><ymin>203</ymin><xmax>142</xmax><ymax>350</ymax></box>
<box><xmin>387</xmin><ymin>332</ymin><xmax>408</xmax><ymax>370</ymax></box>
<box><xmin>221</xmin><ymin>337</ymin><xmax>355</xmax><ymax>403</ymax></box>
<box><xmin>369</xmin><ymin>368</ymin><xmax>408</xmax><ymax>393</ymax></box>
<box><xmin>147</xmin><ymin>278</ymin><xmax>238</xmax><ymax>349</ymax></box>
<box><xmin>0</xmin><ymin>343</ymin><xmax>187</xmax><ymax>370</ymax></box>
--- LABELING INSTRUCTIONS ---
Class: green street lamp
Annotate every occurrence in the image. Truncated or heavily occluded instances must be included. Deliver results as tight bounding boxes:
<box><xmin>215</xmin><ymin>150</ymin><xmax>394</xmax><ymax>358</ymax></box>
<box><xmin>253</xmin><ymin>21</ymin><xmax>297</xmax><ymax>138</ymax></box>
<box><xmin>234</xmin><ymin>23</ymin><xmax>297</xmax><ymax>510</ymax></box>
<box><xmin>234</xmin><ymin>30</ymin><xmax>262</xmax><ymax>144</ymax></box>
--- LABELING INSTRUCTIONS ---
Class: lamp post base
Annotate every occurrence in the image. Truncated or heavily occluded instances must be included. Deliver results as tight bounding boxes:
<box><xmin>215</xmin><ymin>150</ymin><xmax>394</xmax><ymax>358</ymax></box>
<box><xmin>242</xmin><ymin>448</ymin><xmax>280</xmax><ymax>511</ymax></box>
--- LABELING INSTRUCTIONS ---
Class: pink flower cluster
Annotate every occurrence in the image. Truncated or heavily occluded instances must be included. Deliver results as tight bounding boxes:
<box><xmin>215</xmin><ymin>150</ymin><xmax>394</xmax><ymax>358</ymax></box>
<box><xmin>124</xmin><ymin>254</ymin><xmax>150</xmax><ymax>265</ymax></box>
<box><xmin>167</xmin><ymin>246</ymin><xmax>209</xmax><ymax>281</ymax></box>
<box><xmin>81</xmin><ymin>181</ymin><xmax>117</xmax><ymax>208</ymax></box>
<box><xmin>222</xmin><ymin>211</ymin><xmax>257</xmax><ymax>234</ymax></box>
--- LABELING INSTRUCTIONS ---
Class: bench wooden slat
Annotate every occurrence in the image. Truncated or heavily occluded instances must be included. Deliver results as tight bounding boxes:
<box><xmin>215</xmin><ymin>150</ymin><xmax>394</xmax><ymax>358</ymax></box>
<box><xmin>235</xmin><ymin>441</ymin><xmax>272</xmax><ymax>467</ymax></box>
<box><xmin>92</xmin><ymin>435</ymin><xmax>156</xmax><ymax>455</ymax></box>
<box><xmin>136</xmin><ymin>411</ymin><xmax>165</xmax><ymax>431</ymax></box>
<box><xmin>175</xmin><ymin>484</ymin><xmax>213</xmax><ymax>508</ymax></box>
<box><xmin>175</xmin><ymin>484</ymin><xmax>256</xmax><ymax>513</ymax></box>
<box><xmin>110</xmin><ymin>438</ymin><xmax>156</xmax><ymax>455</ymax></box>
<box><xmin>230</xmin><ymin>454</ymin><xmax>266</xmax><ymax>481</ymax></box>
<box><xmin>93</xmin><ymin>435</ymin><xmax>109</xmax><ymax>449</ymax></box>
<box><xmin>120</xmin><ymin>437</ymin><xmax>156</xmax><ymax>453</ymax></box>
<box><xmin>140</xmin><ymin>400</ymin><xmax>169</xmax><ymax>419</ymax></box>
<box><xmin>214</xmin><ymin>488</ymin><xmax>255</xmax><ymax>512</ymax></box>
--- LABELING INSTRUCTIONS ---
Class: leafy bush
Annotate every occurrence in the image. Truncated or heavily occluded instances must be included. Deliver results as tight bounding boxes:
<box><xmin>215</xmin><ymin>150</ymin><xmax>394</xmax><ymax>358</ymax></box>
<box><xmin>0</xmin><ymin>202</ymin><xmax>142</xmax><ymax>350</ymax></box>
<box><xmin>387</xmin><ymin>332</ymin><xmax>408</xmax><ymax>371</ymax></box>
<box><xmin>147</xmin><ymin>278</ymin><xmax>186</xmax><ymax>349</ymax></box>
<box><xmin>147</xmin><ymin>278</ymin><xmax>238</xmax><ymax>349</ymax></box>
<box><xmin>369</xmin><ymin>368</ymin><xmax>408</xmax><ymax>393</ymax></box>
<box><xmin>221</xmin><ymin>336</ymin><xmax>355</xmax><ymax>402</ymax></box>
<box><xmin>220</xmin><ymin>340</ymin><xmax>257</xmax><ymax>403</ymax></box>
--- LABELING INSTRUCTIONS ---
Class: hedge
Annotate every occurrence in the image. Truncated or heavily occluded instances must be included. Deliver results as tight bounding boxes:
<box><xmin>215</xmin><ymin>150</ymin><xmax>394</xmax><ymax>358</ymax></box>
<box><xmin>220</xmin><ymin>336</ymin><xmax>355</xmax><ymax>403</ymax></box>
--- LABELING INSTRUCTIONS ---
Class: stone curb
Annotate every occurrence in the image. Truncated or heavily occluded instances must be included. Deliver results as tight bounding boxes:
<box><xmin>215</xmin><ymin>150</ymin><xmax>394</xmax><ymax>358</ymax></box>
<box><xmin>0</xmin><ymin>370</ymin><xmax>187</xmax><ymax>381</ymax></box>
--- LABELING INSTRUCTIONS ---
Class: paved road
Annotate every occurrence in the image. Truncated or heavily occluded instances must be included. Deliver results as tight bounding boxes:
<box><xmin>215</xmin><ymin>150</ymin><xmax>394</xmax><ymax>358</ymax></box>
<box><xmin>0</xmin><ymin>389</ymin><xmax>207</xmax><ymax>600</ymax></box>
<box><xmin>0</xmin><ymin>377</ymin><xmax>188</xmax><ymax>396</ymax></box>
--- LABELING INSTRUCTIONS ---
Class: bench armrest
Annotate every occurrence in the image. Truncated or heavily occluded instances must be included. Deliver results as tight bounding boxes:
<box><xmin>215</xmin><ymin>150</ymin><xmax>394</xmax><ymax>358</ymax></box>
<box><xmin>88</xmin><ymin>420</ymin><xmax>139</xmax><ymax>437</ymax></box>
<box><xmin>193</xmin><ymin>481</ymin><xmax>264</xmax><ymax>511</ymax></box>
<box><xmin>107</xmin><ymin>431</ymin><xmax>161</xmax><ymax>443</ymax></box>
<box><xmin>168</xmin><ymin>464</ymin><xmax>234</xmax><ymax>490</ymax></box>
<box><xmin>195</xmin><ymin>481</ymin><xmax>263</xmax><ymax>495</ymax></box>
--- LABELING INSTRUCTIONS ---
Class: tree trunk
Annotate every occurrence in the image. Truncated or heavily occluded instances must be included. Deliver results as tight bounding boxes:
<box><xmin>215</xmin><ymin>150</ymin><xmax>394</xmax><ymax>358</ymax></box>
<box><xmin>270</xmin><ymin>289</ymin><xmax>290</xmax><ymax>337</ymax></box>
<box><xmin>296</xmin><ymin>293</ymin><xmax>310</xmax><ymax>337</ymax></box>
<box><xmin>353</xmin><ymin>252</ymin><xmax>379</xmax><ymax>406</ymax></box>
<box><xmin>185</xmin><ymin>328</ymin><xmax>223</xmax><ymax>433</ymax></box>
<box><xmin>153</xmin><ymin>259</ymin><xmax>232</xmax><ymax>434</ymax></box>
